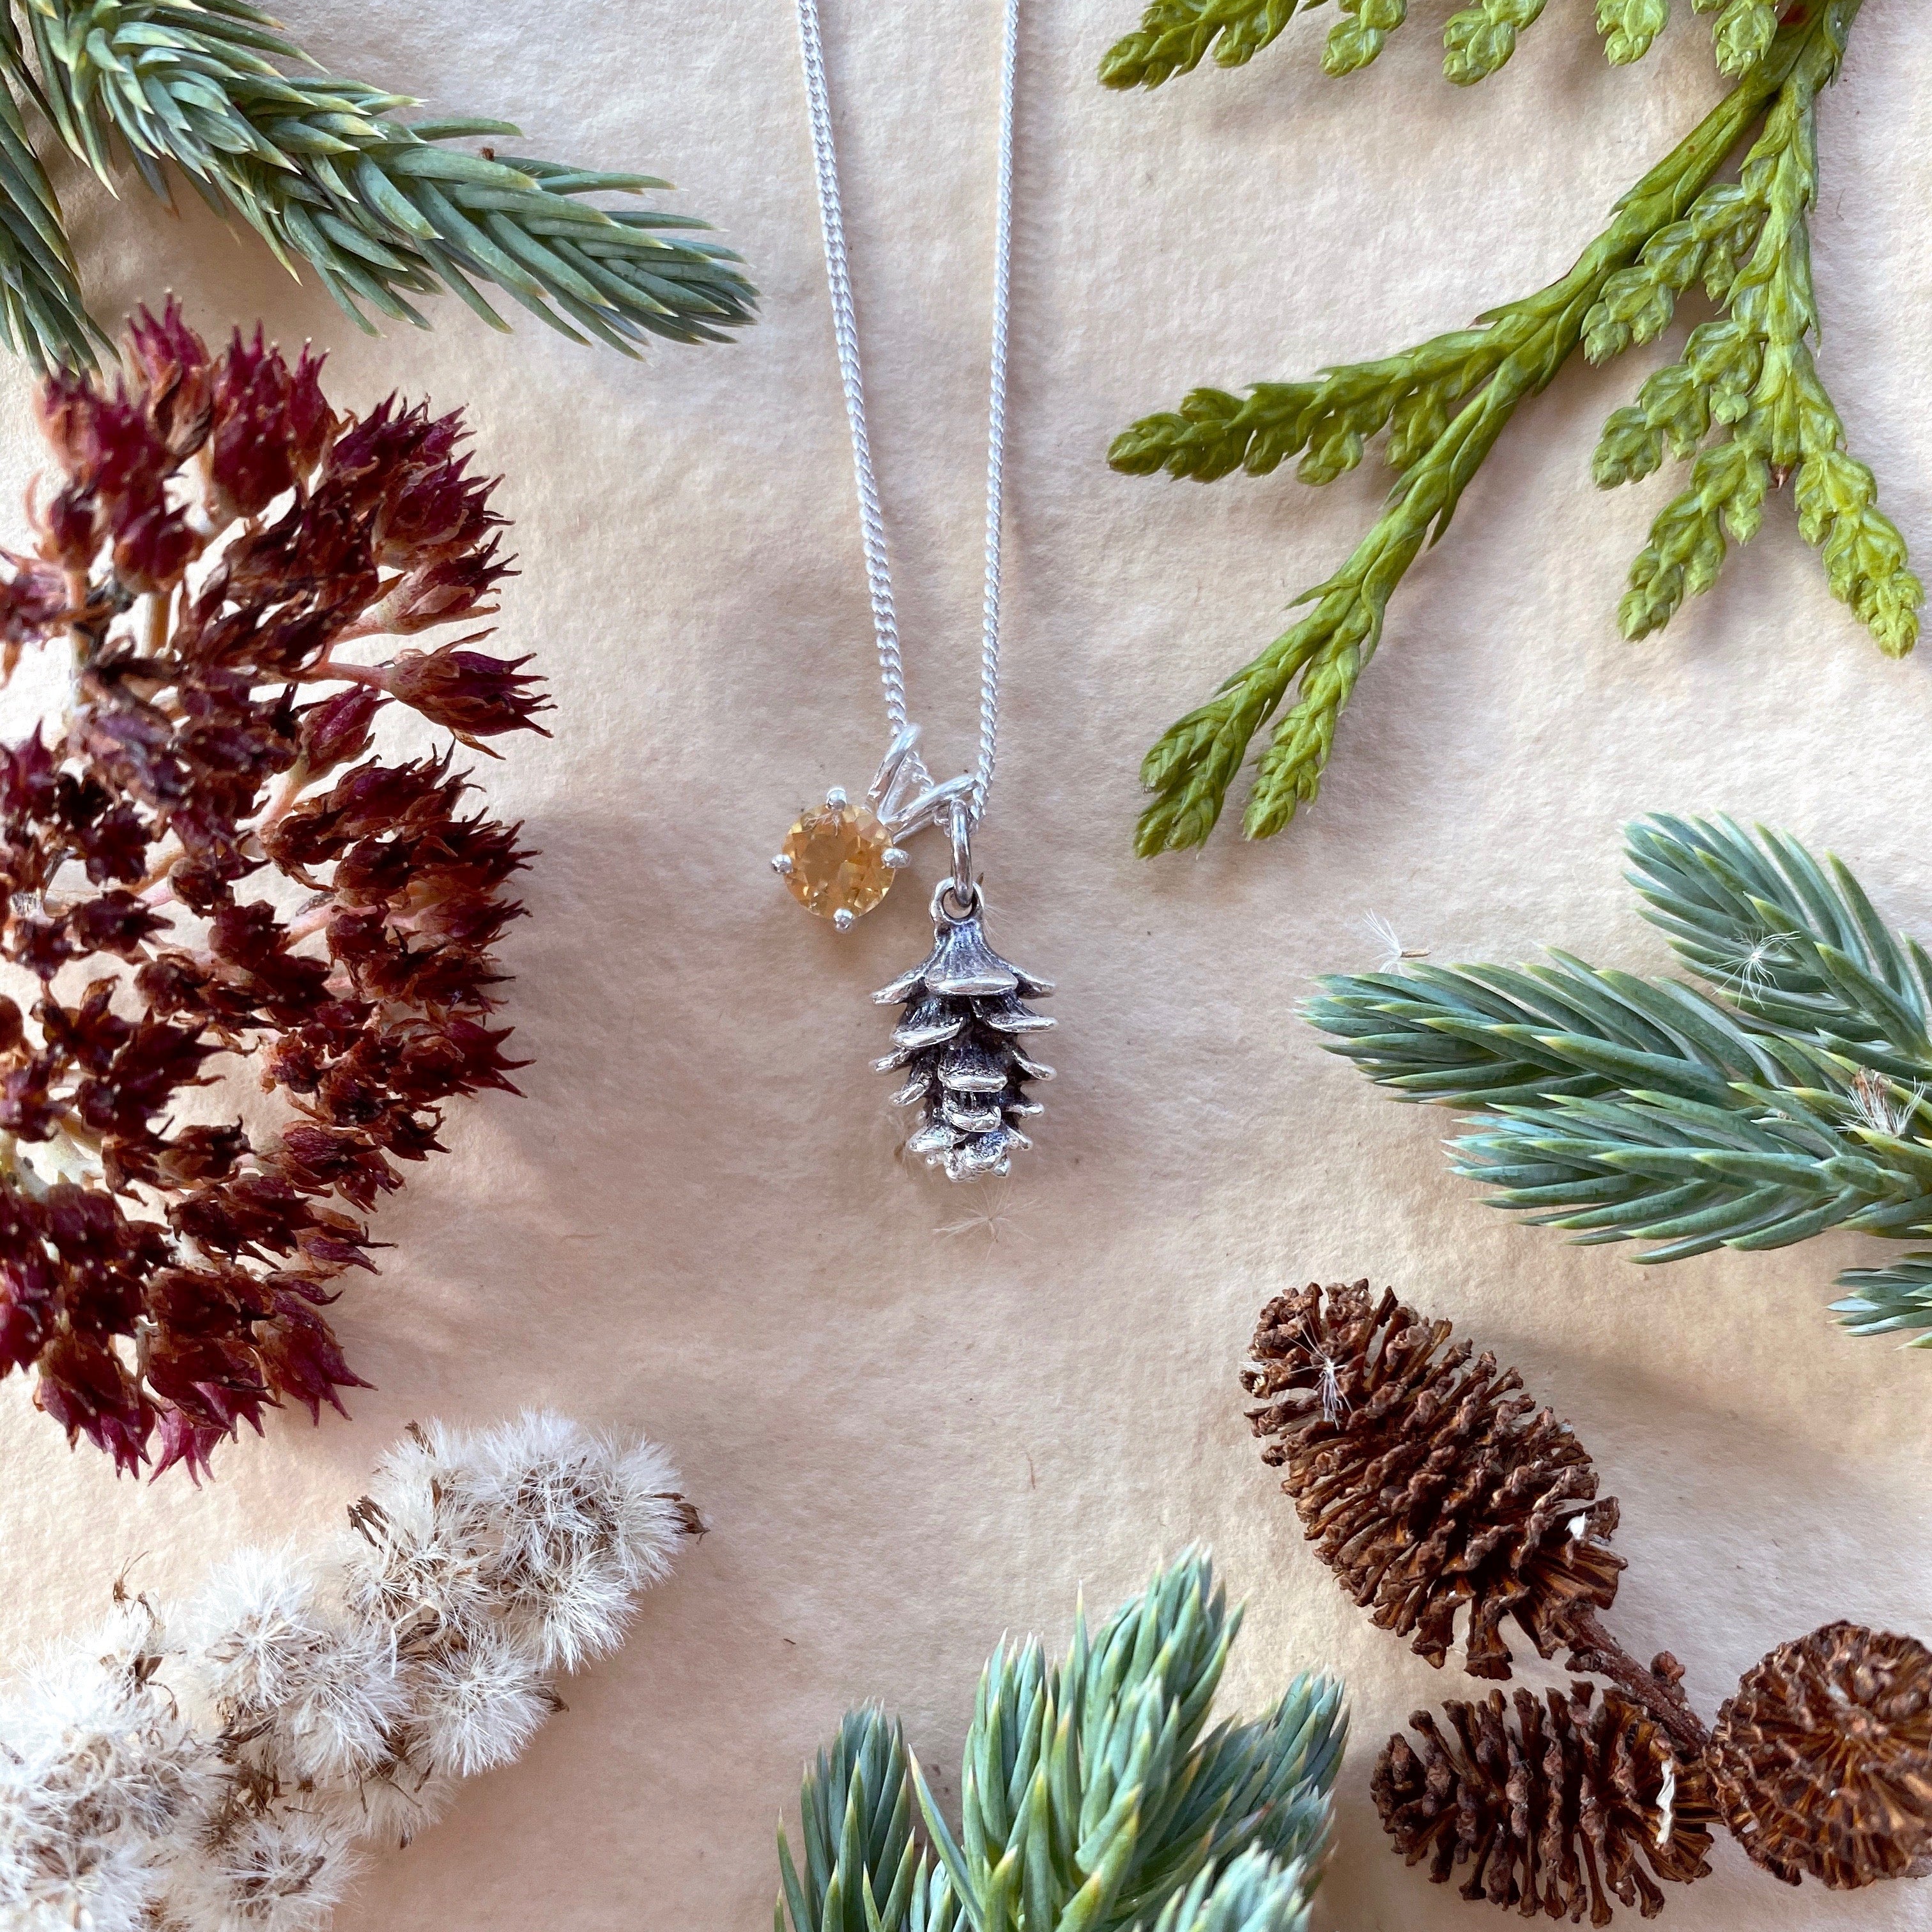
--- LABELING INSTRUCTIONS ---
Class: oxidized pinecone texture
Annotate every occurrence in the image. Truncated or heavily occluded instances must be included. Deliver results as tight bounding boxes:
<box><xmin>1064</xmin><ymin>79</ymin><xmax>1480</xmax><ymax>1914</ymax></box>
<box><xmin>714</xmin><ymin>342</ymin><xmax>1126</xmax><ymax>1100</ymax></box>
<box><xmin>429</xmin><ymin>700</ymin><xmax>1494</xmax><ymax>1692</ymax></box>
<box><xmin>873</xmin><ymin>908</ymin><xmax>1053</xmax><ymax>1182</ymax></box>
<box><xmin>1710</xmin><ymin>1621</ymin><xmax>1932</xmax><ymax>1889</ymax></box>
<box><xmin>1374</xmin><ymin>1685</ymin><xmax>1715</xmax><ymax>1925</ymax></box>
<box><xmin>0</xmin><ymin>303</ymin><xmax>546</xmax><ymax>1477</ymax></box>
<box><xmin>1243</xmin><ymin>1280</ymin><xmax>1625</xmax><ymax>1678</ymax></box>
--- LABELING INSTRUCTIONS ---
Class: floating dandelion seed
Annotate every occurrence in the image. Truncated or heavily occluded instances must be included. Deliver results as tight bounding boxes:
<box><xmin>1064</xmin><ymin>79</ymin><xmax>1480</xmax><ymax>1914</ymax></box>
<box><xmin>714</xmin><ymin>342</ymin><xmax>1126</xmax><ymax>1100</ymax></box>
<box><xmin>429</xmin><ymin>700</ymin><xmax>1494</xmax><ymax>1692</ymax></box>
<box><xmin>1716</xmin><ymin>930</ymin><xmax>1798</xmax><ymax>1007</ymax></box>
<box><xmin>935</xmin><ymin>1183</ymin><xmax>1026</xmax><ymax>1244</ymax></box>
<box><xmin>1298</xmin><ymin>1322</ymin><xmax>1352</xmax><ymax>1425</ymax></box>
<box><xmin>1655</xmin><ymin>1752</ymin><xmax>1677</xmax><ymax>1851</ymax></box>
<box><xmin>1846</xmin><ymin>1068</ymin><xmax>1926</xmax><ymax>1138</ymax></box>
<box><xmin>1364</xmin><ymin>911</ymin><xmax>1428</xmax><ymax>974</ymax></box>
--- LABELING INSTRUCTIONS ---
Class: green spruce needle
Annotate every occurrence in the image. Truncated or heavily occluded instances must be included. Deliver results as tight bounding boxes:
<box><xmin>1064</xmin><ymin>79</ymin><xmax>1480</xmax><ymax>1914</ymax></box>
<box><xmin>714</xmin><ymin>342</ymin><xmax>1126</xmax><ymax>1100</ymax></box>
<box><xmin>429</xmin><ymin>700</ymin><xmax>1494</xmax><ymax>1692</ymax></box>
<box><xmin>1106</xmin><ymin>2</ymin><xmax>1917</xmax><ymax>853</ymax></box>
<box><xmin>1306</xmin><ymin>814</ymin><xmax>1932</xmax><ymax>1348</ymax></box>
<box><xmin>775</xmin><ymin>1551</ymin><xmax>1346</xmax><ymax>1932</ymax></box>
<box><xmin>0</xmin><ymin>0</ymin><xmax>755</xmax><ymax>369</ymax></box>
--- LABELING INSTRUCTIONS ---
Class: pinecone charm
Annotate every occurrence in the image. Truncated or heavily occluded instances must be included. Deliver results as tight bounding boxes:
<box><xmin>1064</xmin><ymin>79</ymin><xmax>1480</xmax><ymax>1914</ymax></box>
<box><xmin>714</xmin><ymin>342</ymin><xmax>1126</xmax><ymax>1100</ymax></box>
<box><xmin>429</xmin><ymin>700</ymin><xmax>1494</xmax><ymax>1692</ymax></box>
<box><xmin>1710</xmin><ymin>1622</ymin><xmax>1932</xmax><ymax>1890</ymax></box>
<box><xmin>1374</xmin><ymin>1685</ymin><xmax>1716</xmax><ymax>1924</ymax></box>
<box><xmin>873</xmin><ymin>899</ymin><xmax>1054</xmax><ymax>1181</ymax></box>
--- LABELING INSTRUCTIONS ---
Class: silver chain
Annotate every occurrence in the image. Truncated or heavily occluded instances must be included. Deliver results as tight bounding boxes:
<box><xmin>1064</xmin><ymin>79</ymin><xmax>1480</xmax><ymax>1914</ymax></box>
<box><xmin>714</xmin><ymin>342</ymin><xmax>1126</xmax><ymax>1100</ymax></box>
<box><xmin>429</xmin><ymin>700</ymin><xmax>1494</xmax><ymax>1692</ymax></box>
<box><xmin>794</xmin><ymin>0</ymin><xmax>1018</xmax><ymax>828</ymax></box>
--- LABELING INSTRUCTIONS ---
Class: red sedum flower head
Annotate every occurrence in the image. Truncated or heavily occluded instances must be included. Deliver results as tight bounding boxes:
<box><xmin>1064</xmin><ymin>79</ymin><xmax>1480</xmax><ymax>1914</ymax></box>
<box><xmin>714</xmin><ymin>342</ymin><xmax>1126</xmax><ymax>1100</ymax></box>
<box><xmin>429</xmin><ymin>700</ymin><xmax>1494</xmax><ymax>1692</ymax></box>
<box><xmin>378</xmin><ymin>641</ymin><xmax>553</xmax><ymax>751</ymax></box>
<box><xmin>124</xmin><ymin>297</ymin><xmax>215</xmax><ymax>459</ymax></box>
<box><xmin>0</xmin><ymin>309</ymin><xmax>542</xmax><ymax>1478</ymax></box>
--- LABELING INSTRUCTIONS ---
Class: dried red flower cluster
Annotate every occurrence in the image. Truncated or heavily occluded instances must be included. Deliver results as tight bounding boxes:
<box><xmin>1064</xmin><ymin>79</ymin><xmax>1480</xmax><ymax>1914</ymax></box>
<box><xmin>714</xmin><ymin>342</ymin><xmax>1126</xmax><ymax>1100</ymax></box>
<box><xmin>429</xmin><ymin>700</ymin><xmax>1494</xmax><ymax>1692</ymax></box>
<box><xmin>0</xmin><ymin>303</ymin><xmax>547</xmax><ymax>1478</ymax></box>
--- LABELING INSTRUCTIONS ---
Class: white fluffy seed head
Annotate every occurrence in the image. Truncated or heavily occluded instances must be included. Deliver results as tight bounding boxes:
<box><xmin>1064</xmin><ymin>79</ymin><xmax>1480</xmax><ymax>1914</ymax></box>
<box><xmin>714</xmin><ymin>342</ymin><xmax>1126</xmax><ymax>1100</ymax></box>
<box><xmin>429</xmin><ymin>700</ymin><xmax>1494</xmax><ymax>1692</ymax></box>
<box><xmin>0</xmin><ymin>1832</ymin><xmax>157</xmax><ymax>1932</ymax></box>
<box><xmin>410</xmin><ymin>1633</ymin><xmax>555</xmax><ymax>1780</ymax></box>
<box><xmin>341</xmin><ymin>1412</ymin><xmax>689</xmax><ymax>1673</ymax></box>
<box><xmin>162</xmin><ymin>1807</ymin><xmax>358</xmax><ymax>1932</ymax></box>
<box><xmin>312</xmin><ymin>1746</ymin><xmax>455</xmax><ymax>1854</ymax></box>
<box><xmin>183</xmin><ymin>1548</ymin><xmax>327</xmax><ymax>1715</ymax></box>
<box><xmin>0</xmin><ymin>1411</ymin><xmax>691</xmax><ymax>1929</ymax></box>
<box><xmin>0</xmin><ymin>1601</ymin><xmax>208</xmax><ymax>1932</ymax></box>
<box><xmin>183</xmin><ymin>1549</ymin><xmax>405</xmax><ymax>1786</ymax></box>
<box><xmin>337</xmin><ymin>1428</ymin><xmax>496</xmax><ymax>1646</ymax></box>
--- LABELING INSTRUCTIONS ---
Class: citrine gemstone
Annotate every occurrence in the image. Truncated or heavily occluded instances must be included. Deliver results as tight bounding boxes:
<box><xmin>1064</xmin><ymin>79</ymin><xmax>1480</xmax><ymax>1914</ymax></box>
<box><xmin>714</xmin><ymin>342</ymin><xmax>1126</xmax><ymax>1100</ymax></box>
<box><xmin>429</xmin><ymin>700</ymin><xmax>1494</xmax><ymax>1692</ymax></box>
<box><xmin>781</xmin><ymin>800</ymin><xmax>896</xmax><ymax>921</ymax></box>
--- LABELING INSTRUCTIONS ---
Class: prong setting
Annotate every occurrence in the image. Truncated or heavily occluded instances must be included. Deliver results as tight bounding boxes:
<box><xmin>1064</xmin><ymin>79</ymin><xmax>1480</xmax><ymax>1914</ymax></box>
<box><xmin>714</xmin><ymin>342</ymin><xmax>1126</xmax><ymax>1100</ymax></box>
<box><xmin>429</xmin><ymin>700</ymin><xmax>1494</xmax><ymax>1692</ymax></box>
<box><xmin>770</xmin><ymin>852</ymin><xmax>794</xmax><ymax>877</ymax></box>
<box><xmin>824</xmin><ymin>786</ymin><xmax>849</xmax><ymax>810</ymax></box>
<box><xmin>882</xmin><ymin>847</ymin><xmax>910</xmax><ymax>870</ymax></box>
<box><xmin>833</xmin><ymin>907</ymin><xmax>857</xmax><ymax>932</ymax></box>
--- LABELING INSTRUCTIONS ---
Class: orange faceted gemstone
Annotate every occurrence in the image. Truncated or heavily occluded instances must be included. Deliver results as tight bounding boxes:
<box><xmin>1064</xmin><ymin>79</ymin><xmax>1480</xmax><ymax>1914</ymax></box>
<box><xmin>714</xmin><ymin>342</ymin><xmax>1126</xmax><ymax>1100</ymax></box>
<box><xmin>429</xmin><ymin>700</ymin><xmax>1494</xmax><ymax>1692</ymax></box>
<box><xmin>781</xmin><ymin>801</ymin><xmax>896</xmax><ymax>920</ymax></box>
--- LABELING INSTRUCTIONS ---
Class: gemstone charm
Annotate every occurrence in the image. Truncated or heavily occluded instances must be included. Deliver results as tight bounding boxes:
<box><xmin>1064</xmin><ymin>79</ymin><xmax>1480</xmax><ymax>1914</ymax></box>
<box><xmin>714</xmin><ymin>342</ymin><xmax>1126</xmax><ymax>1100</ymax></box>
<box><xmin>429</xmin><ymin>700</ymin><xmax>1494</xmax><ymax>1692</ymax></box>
<box><xmin>772</xmin><ymin>787</ymin><xmax>906</xmax><ymax>929</ymax></box>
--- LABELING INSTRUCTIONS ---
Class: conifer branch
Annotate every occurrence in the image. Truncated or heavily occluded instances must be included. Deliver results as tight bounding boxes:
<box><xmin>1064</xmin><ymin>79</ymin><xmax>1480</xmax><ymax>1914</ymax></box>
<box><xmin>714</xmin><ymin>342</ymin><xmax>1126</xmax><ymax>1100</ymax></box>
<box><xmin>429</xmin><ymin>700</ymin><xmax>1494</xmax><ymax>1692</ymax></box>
<box><xmin>1305</xmin><ymin>815</ymin><xmax>1932</xmax><ymax>1346</ymax></box>
<box><xmin>1112</xmin><ymin>3</ymin><xmax>1914</xmax><ymax>852</ymax></box>
<box><xmin>1103</xmin><ymin>0</ymin><xmax>1793</xmax><ymax>89</ymax></box>
<box><xmin>0</xmin><ymin>0</ymin><xmax>755</xmax><ymax>369</ymax></box>
<box><xmin>775</xmin><ymin>1553</ymin><xmax>1347</xmax><ymax>1932</ymax></box>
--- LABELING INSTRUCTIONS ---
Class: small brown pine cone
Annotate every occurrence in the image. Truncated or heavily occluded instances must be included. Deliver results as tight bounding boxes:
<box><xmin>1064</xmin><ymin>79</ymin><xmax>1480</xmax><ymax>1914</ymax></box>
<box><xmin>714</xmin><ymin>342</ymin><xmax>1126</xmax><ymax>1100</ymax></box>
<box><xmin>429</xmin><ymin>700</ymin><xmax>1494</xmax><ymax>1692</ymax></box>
<box><xmin>1243</xmin><ymin>1280</ymin><xmax>1625</xmax><ymax>1678</ymax></box>
<box><xmin>1710</xmin><ymin>1621</ymin><xmax>1932</xmax><ymax>1890</ymax></box>
<box><xmin>1374</xmin><ymin>1684</ymin><xmax>1715</xmax><ymax>1925</ymax></box>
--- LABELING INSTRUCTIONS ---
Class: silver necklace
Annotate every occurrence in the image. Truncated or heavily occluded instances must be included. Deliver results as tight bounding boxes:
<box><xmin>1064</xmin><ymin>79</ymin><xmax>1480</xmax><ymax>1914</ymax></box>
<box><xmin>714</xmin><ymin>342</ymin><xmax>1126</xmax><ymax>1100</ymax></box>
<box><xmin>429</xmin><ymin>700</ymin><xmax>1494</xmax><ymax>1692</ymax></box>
<box><xmin>774</xmin><ymin>0</ymin><xmax>1055</xmax><ymax>1183</ymax></box>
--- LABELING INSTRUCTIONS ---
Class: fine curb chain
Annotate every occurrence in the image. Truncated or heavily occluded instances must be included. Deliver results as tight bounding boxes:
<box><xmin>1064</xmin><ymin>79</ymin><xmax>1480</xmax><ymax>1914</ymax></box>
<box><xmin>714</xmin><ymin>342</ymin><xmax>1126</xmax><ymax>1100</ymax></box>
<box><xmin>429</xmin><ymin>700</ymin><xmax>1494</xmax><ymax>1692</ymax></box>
<box><xmin>793</xmin><ymin>0</ymin><xmax>1018</xmax><ymax>829</ymax></box>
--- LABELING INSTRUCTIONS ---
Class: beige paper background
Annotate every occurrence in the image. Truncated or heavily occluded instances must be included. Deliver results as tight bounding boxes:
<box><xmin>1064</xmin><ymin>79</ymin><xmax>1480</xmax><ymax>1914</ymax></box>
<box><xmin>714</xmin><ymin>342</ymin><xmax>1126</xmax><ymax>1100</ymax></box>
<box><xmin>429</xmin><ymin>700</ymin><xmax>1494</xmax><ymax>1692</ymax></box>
<box><xmin>0</xmin><ymin>3</ymin><xmax>1928</xmax><ymax>1928</ymax></box>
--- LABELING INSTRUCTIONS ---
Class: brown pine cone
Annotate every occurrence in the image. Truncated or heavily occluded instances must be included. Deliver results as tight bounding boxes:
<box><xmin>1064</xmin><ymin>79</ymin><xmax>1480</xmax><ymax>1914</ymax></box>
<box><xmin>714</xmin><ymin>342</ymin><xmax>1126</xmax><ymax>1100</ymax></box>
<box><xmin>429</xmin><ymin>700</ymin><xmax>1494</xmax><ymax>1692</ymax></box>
<box><xmin>1243</xmin><ymin>1280</ymin><xmax>1625</xmax><ymax>1678</ymax></box>
<box><xmin>1710</xmin><ymin>1621</ymin><xmax>1932</xmax><ymax>1889</ymax></box>
<box><xmin>1374</xmin><ymin>1684</ymin><xmax>1715</xmax><ymax>1925</ymax></box>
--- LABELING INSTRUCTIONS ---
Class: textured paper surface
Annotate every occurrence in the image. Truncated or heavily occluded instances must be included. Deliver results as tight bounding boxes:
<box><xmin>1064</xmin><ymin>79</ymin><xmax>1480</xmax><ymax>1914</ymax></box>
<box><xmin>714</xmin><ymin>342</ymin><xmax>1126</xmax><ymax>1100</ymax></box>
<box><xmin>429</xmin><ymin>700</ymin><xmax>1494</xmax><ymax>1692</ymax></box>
<box><xmin>0</xmin><ymin>3</ymin><xmax>1928</xmax><ymax>1928</ymax></box>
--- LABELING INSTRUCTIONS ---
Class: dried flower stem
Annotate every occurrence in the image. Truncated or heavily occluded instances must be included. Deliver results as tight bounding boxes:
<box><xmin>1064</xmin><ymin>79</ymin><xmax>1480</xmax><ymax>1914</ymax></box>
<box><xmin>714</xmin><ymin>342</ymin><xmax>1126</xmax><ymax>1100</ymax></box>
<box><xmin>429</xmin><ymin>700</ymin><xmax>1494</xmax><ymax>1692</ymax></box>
<box><xmin>1561</xmin><ymin>1606</ymin><xmax>1708</xmax><ymax>1757</ymax></box>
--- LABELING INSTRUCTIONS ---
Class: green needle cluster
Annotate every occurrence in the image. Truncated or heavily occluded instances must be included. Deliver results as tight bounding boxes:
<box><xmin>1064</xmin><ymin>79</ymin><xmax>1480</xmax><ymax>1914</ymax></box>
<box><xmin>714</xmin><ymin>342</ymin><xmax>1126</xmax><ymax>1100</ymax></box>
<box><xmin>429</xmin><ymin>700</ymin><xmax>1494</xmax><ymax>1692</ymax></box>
<box><xmin>1105</xmin><ymin>2</ymin><xmax>1914</xmax><ymax>853</ymax></box>
<box><xmin>775</xmin><ymin>1552</ymin><xmax>1346</xmax><ymax>1932</ymax></box>
<box><xmin>1306</xmin><ymin>814</ymin><xmax>1932</xmax><ymax>1348</ymax></box>
<box><xmin>0</xmin><ymin>0</ymin><xmax>754</xmax><ymax>368</ymax></box>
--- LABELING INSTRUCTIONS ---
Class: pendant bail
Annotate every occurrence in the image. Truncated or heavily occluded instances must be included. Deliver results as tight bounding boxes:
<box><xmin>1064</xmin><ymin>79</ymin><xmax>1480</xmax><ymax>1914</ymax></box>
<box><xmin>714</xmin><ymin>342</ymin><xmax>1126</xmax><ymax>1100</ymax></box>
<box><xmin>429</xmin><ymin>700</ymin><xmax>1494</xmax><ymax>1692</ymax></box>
<box><xmin>867</xmin><ymin>724</ymin><xmax>924</xmax><ymax>813</ymax></box>
<box><xmin>948</xmin><ymin>800</ymin><xmax>974</xmax><ymax>900</ymax></box>
<box><xmin>933</xmin><ymin>799</ymin><xmax>982</xmax><ymax>922</ymax></box>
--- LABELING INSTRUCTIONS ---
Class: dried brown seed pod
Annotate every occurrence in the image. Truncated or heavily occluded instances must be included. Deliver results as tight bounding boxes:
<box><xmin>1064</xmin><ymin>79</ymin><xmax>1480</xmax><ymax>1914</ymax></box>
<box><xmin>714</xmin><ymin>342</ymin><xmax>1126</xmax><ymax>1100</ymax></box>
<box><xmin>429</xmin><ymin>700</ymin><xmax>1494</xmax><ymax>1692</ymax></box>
<box><xmin>1710</xmin><ymin>1621</ymin><xmax>1932</xmax><ymax>1890</ymax></box>
<box><xmin>1374</xmin><ymin>1683</ymin><xmax>1716</xmax><ymax>1927</ymax></box>
<box><xmin>1243</xmin><ymin>1278</ymin><xmax>1627</xmax><ymax>1682</ymax></box>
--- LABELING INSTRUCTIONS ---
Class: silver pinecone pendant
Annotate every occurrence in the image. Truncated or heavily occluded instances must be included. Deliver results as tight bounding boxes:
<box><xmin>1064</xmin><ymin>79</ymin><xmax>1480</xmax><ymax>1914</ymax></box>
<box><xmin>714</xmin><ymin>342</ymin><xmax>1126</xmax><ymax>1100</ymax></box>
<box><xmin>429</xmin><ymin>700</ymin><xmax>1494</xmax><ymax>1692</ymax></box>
<box><xmin>873</xmin><ymin>900</ymin><xmax>1054</xmax><ymax>1181</ymax></box>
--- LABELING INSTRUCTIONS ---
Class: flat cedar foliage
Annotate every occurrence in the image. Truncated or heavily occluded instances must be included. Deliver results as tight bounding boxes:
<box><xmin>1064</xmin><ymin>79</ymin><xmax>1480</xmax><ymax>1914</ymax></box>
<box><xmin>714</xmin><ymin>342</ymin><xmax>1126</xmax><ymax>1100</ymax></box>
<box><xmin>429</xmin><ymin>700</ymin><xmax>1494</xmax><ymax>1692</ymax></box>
<box><xmin>1101</xmin><ymin>1</ymin><xmax>1916</xmax><ymax>850</ymax></box>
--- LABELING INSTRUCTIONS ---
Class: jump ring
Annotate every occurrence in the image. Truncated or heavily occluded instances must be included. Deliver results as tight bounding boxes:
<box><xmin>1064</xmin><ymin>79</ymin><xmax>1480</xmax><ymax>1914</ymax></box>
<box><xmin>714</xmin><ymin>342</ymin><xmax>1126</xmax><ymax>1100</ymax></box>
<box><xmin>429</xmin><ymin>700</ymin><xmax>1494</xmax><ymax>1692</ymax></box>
<box><xmin>931</xmin><ymin>877</ymin><xmax>983</xmax><ymax>923</ymax></box>
<box><xmin>947</xmin><ymin>800</ymin><xmax>974</xmax><ymax>901</ymax></box>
